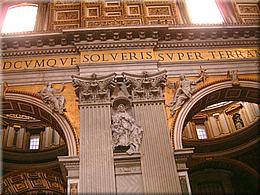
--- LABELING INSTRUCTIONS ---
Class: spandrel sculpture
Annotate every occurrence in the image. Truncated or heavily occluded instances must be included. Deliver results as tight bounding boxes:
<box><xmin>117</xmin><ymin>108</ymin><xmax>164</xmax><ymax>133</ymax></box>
<box><xmin>168</xmin><ymin>67</ymin><xmax>207</xmax><ymax>115</ymax></box>
<box><xmin>38</xmin><ymin>82</ymin><xmax>66</xmax><ymax>114</ymax></box>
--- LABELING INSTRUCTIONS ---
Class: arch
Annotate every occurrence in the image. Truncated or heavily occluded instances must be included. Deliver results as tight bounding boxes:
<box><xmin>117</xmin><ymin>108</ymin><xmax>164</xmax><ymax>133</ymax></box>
<box><xmin>173</xmin><ymin>80</ymin><xmax>260</xmax><ymax>149</ymax></box>
<box><xmin>3</xmin><ymin>92</ymin><xmax>78</xmax><ymax>156</ymax></box>
<box><xmin>190</xmin><ymin>158</ymin><xmax>258</xmax><ymax>177</ymax></box>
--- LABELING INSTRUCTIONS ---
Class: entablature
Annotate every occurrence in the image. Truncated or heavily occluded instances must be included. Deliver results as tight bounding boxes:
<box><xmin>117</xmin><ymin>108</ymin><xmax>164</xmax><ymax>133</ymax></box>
<box><xmin>1</xmin><ymin>25</ymin><xmax>259</xmax><ymax>57</ymax></box>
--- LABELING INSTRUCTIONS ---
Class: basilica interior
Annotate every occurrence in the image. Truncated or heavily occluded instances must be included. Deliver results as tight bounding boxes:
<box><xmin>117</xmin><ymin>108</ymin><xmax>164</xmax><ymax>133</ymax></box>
<box><xmin>0</xmin><ymin>0</ymin><xmax>259</xmax><ymax>194</ymax></box>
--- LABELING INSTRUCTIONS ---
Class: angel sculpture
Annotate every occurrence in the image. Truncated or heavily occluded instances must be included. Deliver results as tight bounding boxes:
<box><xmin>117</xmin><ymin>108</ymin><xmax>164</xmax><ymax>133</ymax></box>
<box><xmin>38</xmin><ymin>82</ymin><xmax>66</xmax><ymax>114</ymax></box>
<box><xmin>167</xmin><ymin>67</ymin><xmax>207</xmax><ymax>115</ymax></box>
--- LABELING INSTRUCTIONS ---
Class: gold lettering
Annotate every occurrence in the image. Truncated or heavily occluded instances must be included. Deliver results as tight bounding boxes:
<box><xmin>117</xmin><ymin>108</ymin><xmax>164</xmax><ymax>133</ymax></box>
<box><xmin>194</xmin><ymin>52</ymin><xmax>204</xmax><ymax>60</ymax></box>
<box><xmin>14</xmin><ymin>61</ymin><xmax>22</xmax><ymax>69</ymax></box>
<box><xmin>25</xmin><ymin>60</ymin><xmax>33</xmax><ymax>68</ymax></box>
<box><xmin>35</xmin><ymin>59</ymin><xmax>45</xmax><ymax>67</ymax></box>
<box><xmin>60</xmin><ymin>58</ymin><xmax>69</xmax><ymax>66</ymax></box>
<box><xmin>47</xmin><ymin>59</ymin><xmax>57</xmax><ymax>67</ymax></box>
<box><xmin>111</xmin><ymin>53</ymin><xmax>118</xmax><ymax>61</ymax></box>
<box><xmin>3</xmin><ymin>61</ymin><xmax>12</xmax><ymax>70</ymax></box>
<box><xmin>177</xmin><ymin>53</ymin><xmax>185</xmax><ymax>60</ymax></box>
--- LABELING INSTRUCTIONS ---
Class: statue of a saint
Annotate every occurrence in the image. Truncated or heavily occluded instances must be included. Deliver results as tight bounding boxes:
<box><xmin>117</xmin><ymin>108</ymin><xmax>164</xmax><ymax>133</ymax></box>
<box><xmin>168</xmin><ymin>67</ymin><xmax>207</xmax><ymax>115</ymax></box>
<box><xmin>38</xmin><ymin>82</ymin><xmax>66</xmax><ymax>114</ymax></box>
<box><xmin>111</xmin><ymin>104</ymin><xmax>143</xmax><ymax>155</ymax></box>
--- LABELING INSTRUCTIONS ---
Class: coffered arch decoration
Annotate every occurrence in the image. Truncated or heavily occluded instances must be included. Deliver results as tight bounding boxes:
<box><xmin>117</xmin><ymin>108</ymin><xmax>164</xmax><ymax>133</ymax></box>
<box><xmin>172</xmin><ymin>79</ymin><xmax>260</xmax><ymax>149</ymax></box>
<box><xmin>2</xmin><ymin>169</ymin><xmax>65</xmax><ymax>194</ymax></box>
<box><xmin>2</xmin><ymin>92</ymin><xmax>78</xmax><ymax>156</ymax></box>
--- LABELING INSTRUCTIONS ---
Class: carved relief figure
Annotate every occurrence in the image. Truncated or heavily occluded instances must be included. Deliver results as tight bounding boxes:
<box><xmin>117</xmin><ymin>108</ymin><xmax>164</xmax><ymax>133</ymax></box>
<box><xmin>38</xmin><ymin>82</ymin><xmax>66</xmax><ymax>114</ymax></box>
<box><xmin>168</xmin><ymin>67</ymin><xmax>207</xmax><ymax>115</ymax></box>
<box><xmin>227</xmin><ymin>70</ymin><xmax>240</xmax><ymax>86</ymax></box>
<box><xmin>0</xmin><ymin>81</ymin><xmax>8</xmax><ymax>98</ymax></box>
<box><xmin>111</xmin><ymin>104</ymin><xmax>143</xmax><ymax>155</ymax></box>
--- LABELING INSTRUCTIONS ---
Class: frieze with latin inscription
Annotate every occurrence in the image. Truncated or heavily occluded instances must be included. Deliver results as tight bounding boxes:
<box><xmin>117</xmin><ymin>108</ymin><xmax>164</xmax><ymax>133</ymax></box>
<box><xmin>1</xmin><ymin>48</ymin><xmax>259</xmax><ymax>71</ymax></box>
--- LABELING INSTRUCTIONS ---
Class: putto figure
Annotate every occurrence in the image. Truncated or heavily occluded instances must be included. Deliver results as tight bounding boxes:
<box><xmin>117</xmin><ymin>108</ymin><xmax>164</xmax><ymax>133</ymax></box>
<box><xmin>38</xmin><ymin>82</ymin><xmax>66</xmax><ymax>114</ymax></box>
<box><xmin>111</xmin><ymin>104</ymin><xmax>143</xmax><ymax>155</ymax></box>
<box><xmin>168</xmin><ymin>67</ymin><xmax>207</xmax><ymax>115</ymax></box>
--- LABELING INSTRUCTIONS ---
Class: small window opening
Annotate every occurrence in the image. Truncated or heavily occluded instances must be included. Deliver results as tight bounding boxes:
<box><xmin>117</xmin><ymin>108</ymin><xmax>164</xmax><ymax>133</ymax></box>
<box><xmin>186</xmin><ymin>0</ymin><xmax>223</xmax><ymax>24</ymax></box>
<box><xmin>196</xmin><ymin>125</ymin><xmax>208</xmax><ymax>139</ymax></box>
<box><xmin>29</xmin><ymin>134</ymin><xmax>40</xmax><ymax>150</ymax></box>
<box><xmin>1</xmin><ymin>4</ymin><xmax>38</xmax><ymax>33</ymax></box>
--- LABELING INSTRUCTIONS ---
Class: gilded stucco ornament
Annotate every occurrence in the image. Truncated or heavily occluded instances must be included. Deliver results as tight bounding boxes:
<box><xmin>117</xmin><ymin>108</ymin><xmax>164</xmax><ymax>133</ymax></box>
<box><xmin>38</xmin><ymin>82</ymin><xmax>66</xmax><ymax>114</ymax></box>
<box><xmin>72</xmin><ymin>73</ymin><xmax>116</xmax><ymax>103</ymax></box>
<box><xmin>167</xmin><ymin>67</ymin><xmax>207</xmax><ymax>115</ymax></box>
<box><xmin>111</xmin><ymin>104</ymin><xmax>143</xmax><ymax>155</ymax></box>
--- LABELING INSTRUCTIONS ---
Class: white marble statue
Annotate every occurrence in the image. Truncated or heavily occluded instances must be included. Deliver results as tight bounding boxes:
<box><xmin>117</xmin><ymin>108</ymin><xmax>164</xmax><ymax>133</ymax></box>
<box><xmin>111</xmin><ymin>104</ymin><xmax>143</xmax><ymax>155</ymax></box>
<box><xmin>168</xmin><ymin>67</ymin><xmax>207</xmax><ymax>115</ymax></box>
<box><xmin>38</xmin><ymin>82</ymin><xmax>66</xmax><ymax>114</ymax></box>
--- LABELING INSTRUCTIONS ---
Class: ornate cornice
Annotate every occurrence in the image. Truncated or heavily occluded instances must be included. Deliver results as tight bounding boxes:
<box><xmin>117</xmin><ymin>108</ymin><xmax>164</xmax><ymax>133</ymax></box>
<box><xmin>1</xmin><ymin>25</ymin><xmax>259</xmax><ymax>57</ymax></box>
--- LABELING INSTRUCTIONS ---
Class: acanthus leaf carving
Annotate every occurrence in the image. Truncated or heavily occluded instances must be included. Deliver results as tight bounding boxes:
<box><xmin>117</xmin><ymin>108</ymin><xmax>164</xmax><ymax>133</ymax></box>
<box><xmin>123</xmin><ymin>70</ymin><xmax>167</xmax><ymax>101</ymax></box>
<box><xmin>72</xmin><ymin>73</ymin><xmax>116</xmax><ymax>103</ymax></box>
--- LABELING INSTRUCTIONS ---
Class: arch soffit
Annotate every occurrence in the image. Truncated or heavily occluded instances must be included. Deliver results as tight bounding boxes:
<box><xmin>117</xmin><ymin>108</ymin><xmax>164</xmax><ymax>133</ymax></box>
<box><xmin>173</xmin><ymin>79</ymin><xmax>260</xmax><ymax>150</ymax></box>
<box><xmin>3</xmin><ymin>169</ymin><xmax>65</xmax><ymax>194</ymax></box>
<box><xmin>190</xmin><ymin>158</ymin><xmax>258</xmax><ymax>177</ymax></box>
<box><xmin>2</xmin><ymin>91</ymin><xmax>78</xmax><ymax>156</ymax></box>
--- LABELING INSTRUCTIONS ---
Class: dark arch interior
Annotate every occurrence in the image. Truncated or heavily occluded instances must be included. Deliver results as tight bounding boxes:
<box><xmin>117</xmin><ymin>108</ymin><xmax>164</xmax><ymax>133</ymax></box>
<box><xmin>182</xmin><ymin>85</ymin><xmax>259</xmax><ymax>195</ymax></box>
<box><xmin>1</xmin><ymin>98</ymin><xmax>69</xmax><ymax>194</ymax></box>
<box><xmin>189</xmin><ymin>159</ymin><xmax>259</xmax><ymax>194</ymax></box>
<box><xmin>184</xmin><ymin>86</ymin><xmax>260</xmax><ymax>126</ymax></box>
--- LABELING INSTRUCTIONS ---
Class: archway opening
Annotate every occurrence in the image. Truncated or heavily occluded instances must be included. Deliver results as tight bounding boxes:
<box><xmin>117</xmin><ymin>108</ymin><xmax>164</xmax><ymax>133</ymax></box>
<box><xmin>173</xmin><ymin>81</ymin><xmax>259</xmax><ymax>194</ymax></box>
<box><xmin>1</xmin><ymin>92</ymin><xmax>78</xmax><ymax>194</ymax></box>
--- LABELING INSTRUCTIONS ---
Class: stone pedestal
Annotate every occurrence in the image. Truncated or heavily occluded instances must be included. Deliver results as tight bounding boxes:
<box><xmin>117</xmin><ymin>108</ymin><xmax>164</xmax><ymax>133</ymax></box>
<box><xmin>58</xmin><ymin>156</ymin><xmax>79</xmax><ymax>195</ymax></box>
<box><xmin>175</xmin><ymin>148</ymin><xmax>194</xmax><ymax>195</ymax></box>
<box><xmin>114</xmin><ymin>153</ymin><xmax>143</xmax><ymax>193</ymax></box>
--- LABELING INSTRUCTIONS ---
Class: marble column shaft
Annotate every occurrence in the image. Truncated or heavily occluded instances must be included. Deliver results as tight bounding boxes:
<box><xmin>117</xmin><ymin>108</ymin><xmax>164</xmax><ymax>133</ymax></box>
<box><xmin>133</xmin><ymin>101</ymin><xmax>182</xmax><ymax>194</ymax></box>
<box><xmin>79</xmin><ymin>104</ymin><xmax>116</xmax><ymax>193</ymax></box>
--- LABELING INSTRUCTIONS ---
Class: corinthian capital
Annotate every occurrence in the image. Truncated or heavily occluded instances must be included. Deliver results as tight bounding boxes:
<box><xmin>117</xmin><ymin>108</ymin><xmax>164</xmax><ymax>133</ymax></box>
<box><xmin>123</xmin><ymin>70</ymin><xmax>167</xmax><ymax>101</ymax></box>
<box><xmin>72</xmin><ymin>73</ymin><xmax>116</xmax><ymax>104</ymax></box>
